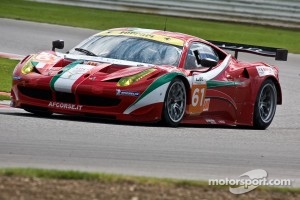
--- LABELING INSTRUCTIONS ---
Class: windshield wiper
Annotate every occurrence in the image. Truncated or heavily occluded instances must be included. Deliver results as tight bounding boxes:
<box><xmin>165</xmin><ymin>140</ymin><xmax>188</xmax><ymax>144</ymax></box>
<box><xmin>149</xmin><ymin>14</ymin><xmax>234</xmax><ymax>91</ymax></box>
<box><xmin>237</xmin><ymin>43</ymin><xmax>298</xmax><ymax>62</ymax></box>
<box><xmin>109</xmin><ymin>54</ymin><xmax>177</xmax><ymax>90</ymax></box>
<box><xmin>74</xmin><ymin>48</ymin><xmax>97</xmax><ymax>56</ymax></box>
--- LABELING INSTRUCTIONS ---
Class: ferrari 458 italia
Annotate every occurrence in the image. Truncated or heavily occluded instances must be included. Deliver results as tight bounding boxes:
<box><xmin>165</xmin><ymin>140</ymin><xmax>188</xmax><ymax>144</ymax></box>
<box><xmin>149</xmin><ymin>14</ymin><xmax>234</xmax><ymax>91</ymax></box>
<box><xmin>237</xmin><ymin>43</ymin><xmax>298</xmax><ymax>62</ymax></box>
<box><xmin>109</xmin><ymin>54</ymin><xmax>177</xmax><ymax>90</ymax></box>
<box><xmin>11</xmin><ymin>27</ymin><xmax>288</xmax><ymax>129</ymax></box>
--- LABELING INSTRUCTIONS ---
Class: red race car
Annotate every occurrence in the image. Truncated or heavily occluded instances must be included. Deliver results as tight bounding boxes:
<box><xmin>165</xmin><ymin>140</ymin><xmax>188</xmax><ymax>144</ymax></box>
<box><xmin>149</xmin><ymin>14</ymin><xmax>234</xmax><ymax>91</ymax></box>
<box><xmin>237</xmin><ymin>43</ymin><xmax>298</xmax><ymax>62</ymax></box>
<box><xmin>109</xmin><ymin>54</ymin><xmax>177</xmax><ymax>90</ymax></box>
<box><xmin>11</xmin><ymin>27</ymin><xmax>288</xmax><ymax>129</ymax></box>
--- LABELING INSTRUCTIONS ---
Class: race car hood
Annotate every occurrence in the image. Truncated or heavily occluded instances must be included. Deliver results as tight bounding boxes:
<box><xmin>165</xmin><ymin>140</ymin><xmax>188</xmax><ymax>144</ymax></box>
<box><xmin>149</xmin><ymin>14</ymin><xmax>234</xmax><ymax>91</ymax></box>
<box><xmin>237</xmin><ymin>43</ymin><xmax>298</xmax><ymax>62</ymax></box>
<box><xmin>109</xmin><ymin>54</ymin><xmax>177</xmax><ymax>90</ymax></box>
<box><xmin>27</xmin><ymin>51</ymin><xmax>165</xmax><ymax>83</ymax></box>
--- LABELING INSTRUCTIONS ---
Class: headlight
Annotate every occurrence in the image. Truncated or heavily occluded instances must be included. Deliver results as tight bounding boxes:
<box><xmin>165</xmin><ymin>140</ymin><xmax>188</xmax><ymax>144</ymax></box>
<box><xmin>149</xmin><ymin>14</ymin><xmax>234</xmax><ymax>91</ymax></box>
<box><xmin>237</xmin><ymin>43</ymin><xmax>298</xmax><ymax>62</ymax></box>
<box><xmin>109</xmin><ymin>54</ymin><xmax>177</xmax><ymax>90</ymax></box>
<box><xmin>21</xmin><ymin>58</ymin><xmax>34</xmax><ymax>75</ymax></box>
<box><xmin>117</xmin><ymin>68</ymin><xmax>156</xmax><ymax>87</ymax></box>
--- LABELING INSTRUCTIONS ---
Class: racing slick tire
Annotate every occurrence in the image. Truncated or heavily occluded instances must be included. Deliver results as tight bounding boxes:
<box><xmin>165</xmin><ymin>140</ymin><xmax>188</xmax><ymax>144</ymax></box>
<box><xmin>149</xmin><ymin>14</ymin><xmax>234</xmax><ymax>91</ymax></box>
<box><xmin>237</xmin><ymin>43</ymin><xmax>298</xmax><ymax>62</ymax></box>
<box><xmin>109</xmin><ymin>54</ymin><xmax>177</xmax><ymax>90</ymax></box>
<box><xmin>253</xmin><ymin>79</ymin><xmax>277</xmax><ymax>130</ymax></box>
<box><xmin>162</xmin><ymin>78</ymin><xmax>186</xmax><ymax>127</ymax></box>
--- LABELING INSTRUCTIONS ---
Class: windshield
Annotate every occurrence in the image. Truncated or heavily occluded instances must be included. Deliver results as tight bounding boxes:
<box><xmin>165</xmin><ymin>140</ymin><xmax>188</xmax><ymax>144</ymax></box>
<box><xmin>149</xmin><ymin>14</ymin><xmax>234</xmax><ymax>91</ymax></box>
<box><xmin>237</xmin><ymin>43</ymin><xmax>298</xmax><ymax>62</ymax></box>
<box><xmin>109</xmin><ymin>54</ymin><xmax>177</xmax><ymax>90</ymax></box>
<box><xmin>69</xmin><ymin>36</ymin><xmax>183</xmax><ymax>67</ymax></box>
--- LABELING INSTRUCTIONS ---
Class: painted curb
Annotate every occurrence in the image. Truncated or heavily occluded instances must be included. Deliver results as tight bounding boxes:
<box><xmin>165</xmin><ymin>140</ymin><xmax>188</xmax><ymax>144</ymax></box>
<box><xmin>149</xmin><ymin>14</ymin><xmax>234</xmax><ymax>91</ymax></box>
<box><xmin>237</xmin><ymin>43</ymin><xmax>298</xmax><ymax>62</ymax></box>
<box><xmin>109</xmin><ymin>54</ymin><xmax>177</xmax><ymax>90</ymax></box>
<box><xmin>0</xmin><ymin>92</ymin><xmax>10</xmax><ymax>97</ymax></box>
<box><xmin>0</xmin><ymin>52</ymin><xmax>25</xmax><ymax>60</ymax></box>
<box><xmin>0</xmin><ymin>100</ymin><xmax>10</xmax><ymax>105</ymax></box>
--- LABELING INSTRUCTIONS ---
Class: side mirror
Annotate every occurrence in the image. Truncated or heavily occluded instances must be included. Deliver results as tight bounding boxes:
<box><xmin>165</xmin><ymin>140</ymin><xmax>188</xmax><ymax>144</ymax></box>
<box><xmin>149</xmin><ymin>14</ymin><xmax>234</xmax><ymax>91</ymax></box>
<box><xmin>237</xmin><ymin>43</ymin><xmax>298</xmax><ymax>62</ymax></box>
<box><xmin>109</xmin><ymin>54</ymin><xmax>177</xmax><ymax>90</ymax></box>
<box><xmin>193</xmin><ymin>50</ymin><xmax>218</xmax><ymax>68</ymax></box>
<box><xmin>52</xmin><ymin>40</ymin><xmax>64</xmax><ymax>51</ymax></box>
<box><xmin>200</xmin><ymin>57</ymin><xmax>218</xmax><ymax>68</ymax></box>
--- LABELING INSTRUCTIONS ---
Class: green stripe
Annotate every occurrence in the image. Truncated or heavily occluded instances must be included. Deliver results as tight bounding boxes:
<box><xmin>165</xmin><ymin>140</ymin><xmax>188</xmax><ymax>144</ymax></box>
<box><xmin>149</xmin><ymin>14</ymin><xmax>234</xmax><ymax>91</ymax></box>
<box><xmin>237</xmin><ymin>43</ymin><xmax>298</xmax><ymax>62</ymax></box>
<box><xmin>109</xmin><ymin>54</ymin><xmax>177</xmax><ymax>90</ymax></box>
<box><xmin>50</xmin><ymin>60</ymin><xmax>83</xmax><ymax>91</ymax></box>
<box><xmin>207</xmin><ymin>80</ymin><xmax>240</xmax><ymax>88</ymax></box>
<box><xmin>134</xmin><ymin>72</ymin><xmax>184</xmax><ymax>104</ymax></box>
<box><xmin>31</xmin><ymin>61</ymin><xmax>39</xmax><ymax>67</ymax></box>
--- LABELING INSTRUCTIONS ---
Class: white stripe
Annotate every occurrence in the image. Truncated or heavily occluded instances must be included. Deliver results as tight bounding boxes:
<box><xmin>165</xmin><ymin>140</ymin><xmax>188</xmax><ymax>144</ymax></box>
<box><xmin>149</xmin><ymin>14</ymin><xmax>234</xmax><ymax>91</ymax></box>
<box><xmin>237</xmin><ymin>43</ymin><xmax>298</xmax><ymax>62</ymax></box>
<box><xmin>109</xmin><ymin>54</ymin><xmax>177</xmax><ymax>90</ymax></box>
<box><xmin>124</xmin><ymin>82</ymin><xmax>170</xmax><ymax>114</ymax></box>
<box><xmin>54</xmin><ymin>64</ymin><xmax>94</xmax><ymax>93</ymax></box>
<box><xmin>35</xmin><ymin>62</ymin><xmax>46</xmax><ymax>69</ymax></box>
<box><xmin>124</xmin><ymin>55</ymin><xmax>231</xmax><ymax>114</ymax></box>
<box><xmin>56</xmin><ymin>52</ymin><xmax>153</xmax><ymax>67</ymax></box>
<box><xmin>189</xmin><ymin>55</ymin><xmax>232</xmax><ymax>86</ymax></box>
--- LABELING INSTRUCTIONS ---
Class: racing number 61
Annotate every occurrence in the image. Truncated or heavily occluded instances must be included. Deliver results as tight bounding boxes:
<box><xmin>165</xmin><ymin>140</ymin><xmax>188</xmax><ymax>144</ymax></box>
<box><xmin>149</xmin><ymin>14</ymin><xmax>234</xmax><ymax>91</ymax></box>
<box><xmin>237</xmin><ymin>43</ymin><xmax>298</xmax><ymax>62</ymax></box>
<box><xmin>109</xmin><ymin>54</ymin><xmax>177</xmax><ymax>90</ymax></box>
<box><xmin>188</xmin><ymin>84</ymin><xmax>207</xmax><ymax>114</ymax></box>
<box><xmin>192</xmin><ymin>87</ymin><xmax>205</xmax><ymax>107</ymax></box>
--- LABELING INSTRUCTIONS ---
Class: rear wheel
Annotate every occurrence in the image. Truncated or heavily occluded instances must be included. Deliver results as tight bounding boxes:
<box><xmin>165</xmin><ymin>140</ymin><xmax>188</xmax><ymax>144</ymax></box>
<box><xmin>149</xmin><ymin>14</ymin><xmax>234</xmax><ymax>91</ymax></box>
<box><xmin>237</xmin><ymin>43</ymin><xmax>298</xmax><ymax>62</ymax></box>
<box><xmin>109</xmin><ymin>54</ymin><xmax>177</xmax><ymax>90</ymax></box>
<box><xmin>253</xmin><ymin>79</ymin><xmax>277</xmax><ymax>130</ymax></box>
<box><xmin>162</xmin><ymin>78</ymin><xmax>186</xmax><ymax>127</ymax></box>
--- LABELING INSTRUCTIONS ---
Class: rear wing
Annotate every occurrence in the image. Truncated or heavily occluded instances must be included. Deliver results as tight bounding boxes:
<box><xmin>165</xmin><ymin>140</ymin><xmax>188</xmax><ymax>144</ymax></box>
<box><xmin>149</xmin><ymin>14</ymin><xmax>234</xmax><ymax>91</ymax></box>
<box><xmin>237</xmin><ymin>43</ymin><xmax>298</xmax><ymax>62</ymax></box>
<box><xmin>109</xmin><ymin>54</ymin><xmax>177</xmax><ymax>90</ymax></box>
<box><xmin>208</xmin><ymin>40</ymin><xmax>288</xmax><ymax>61</ymax></box>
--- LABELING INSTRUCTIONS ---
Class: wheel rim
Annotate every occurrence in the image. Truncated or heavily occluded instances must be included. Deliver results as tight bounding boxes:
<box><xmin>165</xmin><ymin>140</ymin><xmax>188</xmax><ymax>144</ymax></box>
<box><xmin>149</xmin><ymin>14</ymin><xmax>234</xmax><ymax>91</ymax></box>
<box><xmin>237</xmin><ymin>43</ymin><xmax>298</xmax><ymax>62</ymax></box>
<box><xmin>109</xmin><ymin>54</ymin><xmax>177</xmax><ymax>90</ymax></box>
<box><xmin>258</xmin><ymin>83</ymin><xmax>276</xmax><ymax>123</ymax></box>
<box><xmin>166</xmin><ymin>81</ymin><xmax>186</xmax><ymax>123</ymax></box>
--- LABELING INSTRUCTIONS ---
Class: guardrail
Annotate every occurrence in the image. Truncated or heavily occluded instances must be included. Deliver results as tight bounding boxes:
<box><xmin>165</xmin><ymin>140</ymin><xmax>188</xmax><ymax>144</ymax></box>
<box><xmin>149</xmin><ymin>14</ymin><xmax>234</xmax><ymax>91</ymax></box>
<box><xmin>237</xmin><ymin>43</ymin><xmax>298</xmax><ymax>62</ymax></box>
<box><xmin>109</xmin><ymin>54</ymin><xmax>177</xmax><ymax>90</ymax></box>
<box><xmin>32</xmin><ymin>0</ymin><xmax>300</xmax><ymax>29</ymax></box>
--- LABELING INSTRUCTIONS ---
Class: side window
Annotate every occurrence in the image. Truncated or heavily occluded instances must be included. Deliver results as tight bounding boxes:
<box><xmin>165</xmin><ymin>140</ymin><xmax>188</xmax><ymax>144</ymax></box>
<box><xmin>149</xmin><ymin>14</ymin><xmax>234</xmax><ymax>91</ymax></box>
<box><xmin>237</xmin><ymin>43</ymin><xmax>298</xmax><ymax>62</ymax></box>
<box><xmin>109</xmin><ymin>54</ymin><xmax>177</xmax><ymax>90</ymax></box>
<box><xmin>184</xmin><ymin>42</ymin><xmax>219</xmax><ymax>69</ymax></box>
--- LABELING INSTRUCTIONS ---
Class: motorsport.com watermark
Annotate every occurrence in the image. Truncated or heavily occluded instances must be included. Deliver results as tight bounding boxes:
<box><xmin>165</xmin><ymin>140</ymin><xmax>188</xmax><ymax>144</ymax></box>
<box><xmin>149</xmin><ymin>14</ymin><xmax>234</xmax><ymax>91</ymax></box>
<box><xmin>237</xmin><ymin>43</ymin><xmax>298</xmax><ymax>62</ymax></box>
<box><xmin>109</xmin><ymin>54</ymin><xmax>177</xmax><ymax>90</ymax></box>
<box><xmin>208</xmin><ymin>169</ymin><xmax>293</xmax><ymax>194</ymax></box>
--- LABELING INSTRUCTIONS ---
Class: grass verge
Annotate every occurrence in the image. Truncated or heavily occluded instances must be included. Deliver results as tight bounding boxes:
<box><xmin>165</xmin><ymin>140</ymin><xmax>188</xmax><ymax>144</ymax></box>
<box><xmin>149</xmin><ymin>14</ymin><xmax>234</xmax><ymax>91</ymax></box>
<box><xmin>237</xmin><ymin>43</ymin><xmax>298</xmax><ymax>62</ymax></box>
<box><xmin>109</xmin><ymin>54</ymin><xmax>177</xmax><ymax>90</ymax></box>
<box><xmin>0</xmin><ymin>168</ymin><xmax>207</xmax><ymax>187</ymax></box>
<box><xmin>0</xmin><ymin>167</ymin><xmax>299</xmax><ymax>194</ymax></box>
<box><xmin>0</xmin><ymin>168</ymin><xmax>300</xmax><ymax>200</ymax></box>
<box><xmin>0</xmin><ymin>58</ymin><xmax>19</xmax><ymax>93</ymax></box>
<box><xmin>0</xmin><ymin>95</ymin><xmax>10</xmax><ymax>101</ymax></box>
<box><xmin>0</xmin><ymin>0</ymin><xmax>299</xmax><ymax>53</ymax></box>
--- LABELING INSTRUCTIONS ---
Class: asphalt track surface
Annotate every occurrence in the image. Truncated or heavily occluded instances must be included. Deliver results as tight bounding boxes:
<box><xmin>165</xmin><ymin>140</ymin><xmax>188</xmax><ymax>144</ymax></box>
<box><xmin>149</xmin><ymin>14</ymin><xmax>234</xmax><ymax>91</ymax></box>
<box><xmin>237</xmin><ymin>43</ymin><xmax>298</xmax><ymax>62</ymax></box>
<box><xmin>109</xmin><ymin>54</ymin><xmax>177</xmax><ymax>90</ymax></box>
<box><xmin>0</xmin><ymin>19</ymin><xmax>299</xmax><ymax>186</ymax></box>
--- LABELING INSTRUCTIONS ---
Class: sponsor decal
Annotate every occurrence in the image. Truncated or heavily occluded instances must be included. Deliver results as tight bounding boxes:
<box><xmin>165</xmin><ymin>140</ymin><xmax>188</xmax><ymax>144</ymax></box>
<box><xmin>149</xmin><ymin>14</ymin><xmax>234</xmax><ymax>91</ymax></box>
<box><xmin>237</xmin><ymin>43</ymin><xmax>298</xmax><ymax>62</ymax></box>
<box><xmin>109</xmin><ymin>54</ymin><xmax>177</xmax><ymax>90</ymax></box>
<box><xmin>203</xmin><ymin>98</ymin><xmax>210</xmax><ymax>112</ymax></box>
<box><xmin>50</xmin><ymin>62</ymin><xmax>94</xmax><ymax>93</ymax></box>
<box><xmin>48</xmin><ymin>102</ymin><xmax>83</xmax><ymax>111</ymax></box>
<box><xmin>119</xmin><ymin>31</ymin><xmax>155</xmax><ymax>39</ymax></box>
<box><xmin>208</xmin><ymin>169</ymin><xmax>292</xmax><ymax>195</ymax></box>
<box><xmin>205</xmin><ymin>118</ymin><xmax>216</xmax><ymax>124</ymax></box>
<box><xmin>98</xmin><ymin>30</ymin><xmax>184</xmax><ymax>46</ymax></box>
<box><xmin>12</xmin><ymin>76</ymin><xmax>22</xmax><ymax>80</ymax></box>
<box><xmin>193</xmin><ymin>76</ymin><xmax>205</xmax><ymax>84</ymax></box>
<box><xmin>116</xmin><ymin>89</ymin><xmax>139</xmax><ymax>96</ymax></box>
<box><xmin>256</xmin><ymin>66</ymin><xmax>275</xmax><ymax>77</ymax></box>
<box><xmin>33</xmin><ymin>52</ymin><xmax>59</xmax><ymax>64</ymax></box>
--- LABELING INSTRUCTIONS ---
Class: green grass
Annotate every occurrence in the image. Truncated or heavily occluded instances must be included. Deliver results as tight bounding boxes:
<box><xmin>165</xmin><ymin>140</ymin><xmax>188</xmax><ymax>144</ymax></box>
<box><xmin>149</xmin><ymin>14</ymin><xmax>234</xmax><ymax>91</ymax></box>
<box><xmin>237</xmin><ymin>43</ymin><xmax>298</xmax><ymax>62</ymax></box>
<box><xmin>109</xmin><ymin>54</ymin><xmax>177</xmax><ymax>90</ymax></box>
<box><xmin>0</xmin><ymin>58</ymin><xmax>19</xmax><ymax>93</ymax></box>
<box><xmin>0</xmin><ymin>0</ymin><xmax>299</xmax><ymax>53</ymax></box>
<box><xmin>0</xmin><ymin>167</ymin><xmax>208</xmax><ymax>187</ymax></box>
<box><xmin>0</xmin><ymin>95</ymin><xmax>10</xmax><ymax>100</ymax></box>
<box><xmin>0</xmin><ymin>168</ymin><xmax>299</xmax><ymax>194</ymax></box>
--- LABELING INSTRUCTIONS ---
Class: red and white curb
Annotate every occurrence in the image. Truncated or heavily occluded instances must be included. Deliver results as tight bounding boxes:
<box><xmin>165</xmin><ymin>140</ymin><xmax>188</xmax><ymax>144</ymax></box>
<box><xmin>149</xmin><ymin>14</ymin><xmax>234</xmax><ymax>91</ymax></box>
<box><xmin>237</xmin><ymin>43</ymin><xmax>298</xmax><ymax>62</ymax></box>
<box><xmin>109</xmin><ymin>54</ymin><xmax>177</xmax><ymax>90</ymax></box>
<box><xmin>0</xmin><ymin>104</ymin><xmax>10</xmax><ymax>109</ymax></box>
<box><xmin>0</xmin><ymin>101</ymin><xmax>11</xmax><ymax>109</ymax></box>
<box><xmin>0</xmin><ymin>92</ymin><xmax>10</xmax><ymax>96</ymax></box>
<box><xmin>0</xmin><ymin>52</ymin><xmax>25</xmax><ymax>60</ymax></box>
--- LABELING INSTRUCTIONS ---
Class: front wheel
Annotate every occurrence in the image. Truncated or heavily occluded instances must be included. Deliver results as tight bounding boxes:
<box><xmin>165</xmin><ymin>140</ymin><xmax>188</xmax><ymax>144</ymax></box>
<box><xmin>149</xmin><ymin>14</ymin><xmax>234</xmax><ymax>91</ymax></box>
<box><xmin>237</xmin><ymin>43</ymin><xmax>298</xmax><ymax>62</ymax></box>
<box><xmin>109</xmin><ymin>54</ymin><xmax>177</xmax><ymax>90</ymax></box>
<box><xmin>253</xmin><ymin>79</ymin><xmax>277</xmax><ymax>130</ymax></box>
<box><xmin>162</xmin><ymin>78</ymin><xmax>186</xmax><ymax>127</ymax></box>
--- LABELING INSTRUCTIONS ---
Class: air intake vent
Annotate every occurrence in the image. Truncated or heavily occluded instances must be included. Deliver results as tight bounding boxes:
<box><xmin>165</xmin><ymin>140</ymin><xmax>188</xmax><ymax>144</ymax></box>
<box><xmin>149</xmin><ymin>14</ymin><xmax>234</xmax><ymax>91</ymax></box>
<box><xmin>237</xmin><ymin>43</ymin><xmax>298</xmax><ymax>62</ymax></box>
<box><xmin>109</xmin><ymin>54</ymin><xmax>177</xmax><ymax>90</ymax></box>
<box><xmin>55</xmin><ymin>92</ymin><xmax>76</xmax><ymax>103</ymax></box>
<box><xmin>18</xmin><ymin>86</ymin><xmax>52</xmax><ymax>101</ymax></box>
<box><xmin>79</xmin><ymin>94</ymin><xmax>120</xmax><ymax>107</ymax></box>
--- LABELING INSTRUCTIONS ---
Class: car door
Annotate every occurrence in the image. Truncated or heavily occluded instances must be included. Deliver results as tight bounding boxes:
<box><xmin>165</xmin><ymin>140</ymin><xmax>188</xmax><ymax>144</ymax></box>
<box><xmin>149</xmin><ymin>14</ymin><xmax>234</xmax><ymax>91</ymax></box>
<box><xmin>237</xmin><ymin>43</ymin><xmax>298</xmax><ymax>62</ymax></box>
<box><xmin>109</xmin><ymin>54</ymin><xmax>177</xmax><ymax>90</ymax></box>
<box><xmin>184</xmin><ymin>42</ymin><xmax>238</xmax><ymax>124</ymax></box>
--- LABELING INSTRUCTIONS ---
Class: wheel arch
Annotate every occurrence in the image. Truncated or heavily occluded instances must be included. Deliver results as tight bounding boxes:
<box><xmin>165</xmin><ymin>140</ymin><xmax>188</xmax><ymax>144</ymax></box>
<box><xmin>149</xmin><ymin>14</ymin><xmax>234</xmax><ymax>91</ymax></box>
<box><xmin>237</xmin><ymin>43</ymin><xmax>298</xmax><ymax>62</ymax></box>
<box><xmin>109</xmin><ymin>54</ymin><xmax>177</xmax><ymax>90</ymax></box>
<box><xmin>266</xmin><ymin>76</ymin><xmax>282</xmax><ymax>105</ymax></box>
<box><xmin>252</xmin><ymin>78</ymin><xmax>278</xmax><ymax>129</ymax></box>
<box><xmin>161</xmin><ymin>75</ymin><xmax>188</xmax><ymax>127</ymax></box>
<box><xmin>245</xmin><ymin>67</ymin><xmax>282</xmax><ymax>105</ymax></box>
<box><xmin>236</xmin><ymin>69</ymin><xmax>281</xmax><ymax>126</ymax></box>
<box><xmin>174</xmin><ymin>75</ymin><xmax>191</xmax><ymax>106</ymax></box>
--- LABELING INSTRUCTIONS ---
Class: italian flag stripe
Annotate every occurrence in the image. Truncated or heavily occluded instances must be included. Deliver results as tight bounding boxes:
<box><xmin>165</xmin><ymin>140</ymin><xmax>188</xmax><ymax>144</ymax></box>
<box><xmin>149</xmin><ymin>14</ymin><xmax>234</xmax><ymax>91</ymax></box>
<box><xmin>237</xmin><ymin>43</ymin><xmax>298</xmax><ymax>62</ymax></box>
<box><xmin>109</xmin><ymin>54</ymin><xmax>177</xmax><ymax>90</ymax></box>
<box><xmin>124</xmin><ymin>72</ymin><xmax>184</xmax><ymax>114</ymax></box>
<box><xmin>50</xmin><ymin>60</ymin><xmax>85</xmax><ymax>93</ymax></box>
